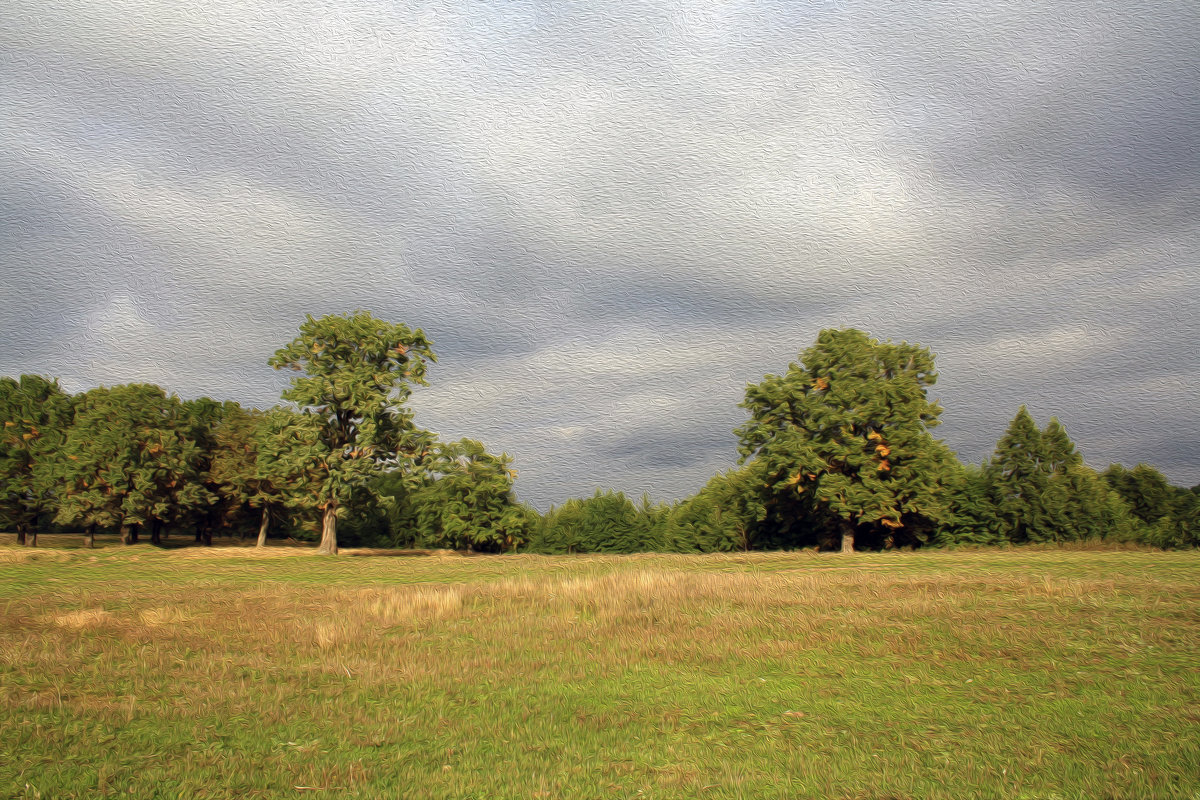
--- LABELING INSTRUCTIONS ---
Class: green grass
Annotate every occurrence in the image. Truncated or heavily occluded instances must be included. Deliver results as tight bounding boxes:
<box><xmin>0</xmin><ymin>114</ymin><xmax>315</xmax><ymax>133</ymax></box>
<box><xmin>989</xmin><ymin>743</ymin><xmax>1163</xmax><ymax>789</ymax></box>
<box><xmin>2</xmin><ymin>539</ymin><xmax>1199</xmax><ymax>799</ymax></box>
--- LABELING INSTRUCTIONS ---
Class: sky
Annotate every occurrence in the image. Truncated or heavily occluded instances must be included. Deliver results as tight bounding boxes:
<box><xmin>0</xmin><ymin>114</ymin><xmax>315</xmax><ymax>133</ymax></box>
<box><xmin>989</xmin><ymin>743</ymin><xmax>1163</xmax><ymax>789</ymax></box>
<box><xmin>2</xmin><ymin>0</ymin><xmax>1198</xmax><ymax>508</ymax></box>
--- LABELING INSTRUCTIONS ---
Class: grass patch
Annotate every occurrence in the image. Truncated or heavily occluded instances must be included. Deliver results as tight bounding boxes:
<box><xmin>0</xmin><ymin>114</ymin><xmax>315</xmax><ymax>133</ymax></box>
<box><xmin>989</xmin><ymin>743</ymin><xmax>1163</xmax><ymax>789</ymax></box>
<box><xmin>2</xmin><ymin>544</ymin><xmax>1198</xmax><ymax>798</ymax></box>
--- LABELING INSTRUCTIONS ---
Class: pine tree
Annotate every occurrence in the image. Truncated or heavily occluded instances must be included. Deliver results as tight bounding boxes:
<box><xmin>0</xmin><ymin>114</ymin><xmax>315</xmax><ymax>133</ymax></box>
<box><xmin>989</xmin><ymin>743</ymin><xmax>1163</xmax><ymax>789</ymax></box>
<box><xmin>1042</xmin><ymin>417</ymin><xmax>1082</xmax><ymax>474</ymax></box>
<box><xmin>986</xmin><ymin>406</ymin><xmax>1052</xmax><ymax>543</ymax></box>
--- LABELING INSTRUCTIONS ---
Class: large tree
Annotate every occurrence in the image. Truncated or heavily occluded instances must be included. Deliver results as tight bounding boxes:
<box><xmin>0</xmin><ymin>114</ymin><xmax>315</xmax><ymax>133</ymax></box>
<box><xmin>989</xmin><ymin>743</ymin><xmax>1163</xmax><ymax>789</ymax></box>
<box><xmin>736</xmin><ymin>328</ymin><xmax>950</xmax><ymax>552</ymax></box>
<box><xmin>0</xmin><ymin>376</ymin><xmax>75</xmax><ymax>546</ymax></box>
<box><xmin>268</xmin><ymin>312</ymin><xmax>436</xmax><ymax>555</ymax></box>
<box><xmin>53</xmin><ymin>384</ymin><xmax>210</xmax><ymax>545</ymax></box>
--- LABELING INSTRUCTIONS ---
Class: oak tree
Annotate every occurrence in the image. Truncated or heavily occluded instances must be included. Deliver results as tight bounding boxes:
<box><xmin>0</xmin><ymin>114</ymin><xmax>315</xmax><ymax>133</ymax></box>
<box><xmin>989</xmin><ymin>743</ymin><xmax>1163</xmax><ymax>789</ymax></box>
<box><xmin>268</xmin><ymin>312</ymin><xmax>436</xmax><ymax>554</ymax></box>
<box><xmin>737</xmin><ymin>328</ymin><xmax>950</xmax><ymax>552</ymax></box>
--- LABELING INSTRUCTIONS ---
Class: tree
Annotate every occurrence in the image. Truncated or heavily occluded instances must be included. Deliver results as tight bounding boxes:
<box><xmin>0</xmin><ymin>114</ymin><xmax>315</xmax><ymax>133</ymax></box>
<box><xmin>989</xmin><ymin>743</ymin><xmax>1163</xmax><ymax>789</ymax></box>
<box><xmin>736</xmin><ymin>328</ymin><xmax>950</xmax><ymax>552</ymax></box>
<box><xmin>0</xmin><ymin>376</ymin><xmax>75</xmax><ymax>546</ymax></box>
<box><xmin>268</xmin><ymin>312</ymin><xmax>436</xmax><ymax>555</ymax></box>
<box><xmin>529</xmin><ymin>490</ymin><xmax>659</xmax><ymax>554</ymax></box>
<box><xmin>53</xmin><ymin>384</ymin><xmax>210</xmax><ymax>545</ymax></box>
<box><xmin>941</xmin><ymin>462</ymin><xmax>1005</xmax><ymax>546</ymax></box>
<box><xmin>986</xmin><ymin>406</ymin><xmax>1052</xmax><ymax>543</ymax></box>
<box><xmin>1041</xmin><ymin>417</ymin><xmax>1082</xmax><ymax>474</ymax></box>
<box><xmin>209</xmin><ymin>405</ymin><xmax>291</xmax><ymax>547</ymax></box>
<box><xmin>407</xmin><ymin>439</ymin><xmax>532</xmax><ymax>552</ymax></box>
<box><xmin>179</xmin><ymin>398</ymin><xmax>236</xmax><ymax>545</ymax></box>
<box><xmin>663</xmin><ymin>466</ymin><xmax>768</xmax><ymax>552</ymax></box>
<box><xmin>1103</xmin><ymin>463</ymin><xmax>1199</xmax><ymax>548</ymax></box>
<box><xmin>1102</xmin><ymin>464</ymin><xmax>1179</xmax><ymax>528</ymax></box>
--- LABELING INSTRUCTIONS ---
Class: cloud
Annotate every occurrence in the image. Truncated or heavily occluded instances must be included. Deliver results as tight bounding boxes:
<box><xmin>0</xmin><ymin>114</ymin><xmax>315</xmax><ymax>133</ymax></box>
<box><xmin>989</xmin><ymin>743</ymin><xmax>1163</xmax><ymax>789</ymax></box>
<box><xmin>1</xmin><ymin>0</ymin><xmax>1197</xmax><ymax>507</ymax></box>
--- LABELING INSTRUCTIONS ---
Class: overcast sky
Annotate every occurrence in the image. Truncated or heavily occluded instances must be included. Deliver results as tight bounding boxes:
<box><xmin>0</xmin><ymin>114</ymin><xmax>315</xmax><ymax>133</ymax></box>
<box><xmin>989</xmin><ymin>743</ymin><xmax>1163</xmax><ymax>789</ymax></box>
<box><xmin>2</xmin><ymin>0</ymin><xmax>1197</xmax><ymax>507</ymax></box>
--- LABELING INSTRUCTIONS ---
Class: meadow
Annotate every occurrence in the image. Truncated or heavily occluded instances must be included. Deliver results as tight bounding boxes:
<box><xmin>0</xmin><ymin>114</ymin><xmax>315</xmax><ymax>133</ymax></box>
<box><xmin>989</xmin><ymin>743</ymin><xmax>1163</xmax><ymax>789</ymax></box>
<box><xmin>2</xmin><ymin>538</ymin><xmax>1198</xmax><ymax>799</ymax></box>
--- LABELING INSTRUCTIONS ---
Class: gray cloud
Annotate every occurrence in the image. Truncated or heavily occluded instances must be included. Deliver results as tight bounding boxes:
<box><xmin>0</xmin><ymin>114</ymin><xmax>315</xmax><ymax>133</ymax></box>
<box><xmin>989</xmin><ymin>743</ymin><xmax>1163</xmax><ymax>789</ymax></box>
<box><xmin>2</xmin><ymin>0</ymin><xmax>1197</xmax><ymax>507</ymax></box>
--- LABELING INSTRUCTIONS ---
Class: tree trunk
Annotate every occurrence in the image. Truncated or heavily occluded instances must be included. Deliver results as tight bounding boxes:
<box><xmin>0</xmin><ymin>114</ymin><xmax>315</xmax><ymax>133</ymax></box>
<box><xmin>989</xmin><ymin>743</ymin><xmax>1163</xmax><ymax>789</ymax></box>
<box><xmin>840</xmin><ymin>520</ymin><xmax>856</xmax><ymax>553</ymax></box>
<box><xmin>318</xmin><ymin>503</ymin><xmax>338</xmax><ymax>555</ymax></box>
<box><xmin>120</xmin><ymin>524</ymin><xmax>133</xmax><ymax>545</ymax></box>
<box><xmin>28</xmin><ymin>529</ymin><xmax>38</xmax><ymax>547</ymax></box>
<box><xmin>256</xmin><ymin>507</ymin><xmax>270</xmax><ymax>548</ymax></box>
<box><xmin>85</xmin><ymin>523</ymin><xmax>96</xmax><ymax>549</ymax></box>
<box><xmin>15</xmin><ymin>524</ymin><xmax>26</xmax><ymax>546</ymax></box>
<box><xmin>130</xmin><ymin>523</ymin><xmax>140</xmax><ymax>544</ymax></box>
<box><xmin>150</xmin><ymin>519</ymin><xmax>162</xmax><ymax>546</ymax></box>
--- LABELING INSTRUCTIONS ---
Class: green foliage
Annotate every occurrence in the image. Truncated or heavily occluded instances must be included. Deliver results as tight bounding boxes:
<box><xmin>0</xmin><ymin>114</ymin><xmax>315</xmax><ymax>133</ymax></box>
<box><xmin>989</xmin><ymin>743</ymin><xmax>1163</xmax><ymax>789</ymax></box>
<box><xmin>737</xmin><ymin>328</ymin><xmax>952</xmax><ymax>551</ymax></box>
<box><xmin>0</xmin><ymin>375</ymin><xmax>75</xmax><ymax>544</ymax></box>
<box><xmin>52</xmin><ymin>384</ymin><xmax>211</xmax><ymax>539</ymax></box>
<box><xmin>4</xmin><ymin>316</ymin><xmax>1195</xmax><ymax>554</ymax></box>
<box><xmin>405</xmin><ymin>439</ymin><xmax>532</xmax><ymax>552</ymax></box>
<box><xmin>986</xmin><ymin>406</ymin><xmax>1052</xmax><ymax>543</ymax></box>
<box><xmin>252</xmin><ymin>407</ymin><xmax>329</xmax><ymax>516</ymax></box>
<box><xmin>208</xmin><ymin>404</ymin><xmax>295</xmax><ymax>544</ymax></box>
<box><xmin>178</xmin><ymin>398</ymin><xmax>243</xmax><ymax>542</ymax></box>
<box><xmin>1103</xmin><ymin>463</ymin><xmax>1200</xmax><ymax>548</ymax></box>
<box><xmin>529</xmin><ymin>490</ymin><xmax>661</xmax><ymax>554</ymax></box>
<box><xmin>938</xmin><ymin>463</ymin><xmax>1004</xmax><ymax>546</ymax></box>
<box><xmin>268</xmin><ymin>311</ymin><xmax>436</xmax><ymax>553</ymax></box>
<box><xmin>984</xmin><ymin>412</ymin><xmax>1144</xmax><ymax>545</ymax></box>
<box><xmin>662</xmin><ymin>466</ymin><xmax>767</xmax><ymax>552</ymax></box>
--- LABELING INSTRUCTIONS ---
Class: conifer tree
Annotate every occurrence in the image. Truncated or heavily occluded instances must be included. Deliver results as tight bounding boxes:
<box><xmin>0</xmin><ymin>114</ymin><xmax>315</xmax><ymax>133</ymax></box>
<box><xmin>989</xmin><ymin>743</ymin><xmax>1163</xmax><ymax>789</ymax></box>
<box><xmin>986</xmin><ymin>406</ymin><xmax>1052</xmax><ymax>543</ymax></box>
<box><xmin>1042</xmin><ymin>417</ymin><xmax>1083</xmax><ymax>474</ymax></box>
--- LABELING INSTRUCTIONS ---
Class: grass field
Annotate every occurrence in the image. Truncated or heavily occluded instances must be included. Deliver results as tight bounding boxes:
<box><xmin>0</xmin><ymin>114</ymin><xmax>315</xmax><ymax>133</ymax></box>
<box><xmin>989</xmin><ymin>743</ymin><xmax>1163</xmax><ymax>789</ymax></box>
<box><xmin>2</xmin><ymin>538</ymin><xmax>1198</xmax><ymax>799</ymax></box>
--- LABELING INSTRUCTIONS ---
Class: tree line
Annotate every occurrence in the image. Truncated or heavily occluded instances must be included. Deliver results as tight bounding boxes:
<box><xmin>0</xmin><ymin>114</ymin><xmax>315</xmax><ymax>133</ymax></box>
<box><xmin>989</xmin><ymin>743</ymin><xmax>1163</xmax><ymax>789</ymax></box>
<box><xmin>2</xmin><ymin>316</ymin><xmax>1196</xmax><ymax>553</ymax></box>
